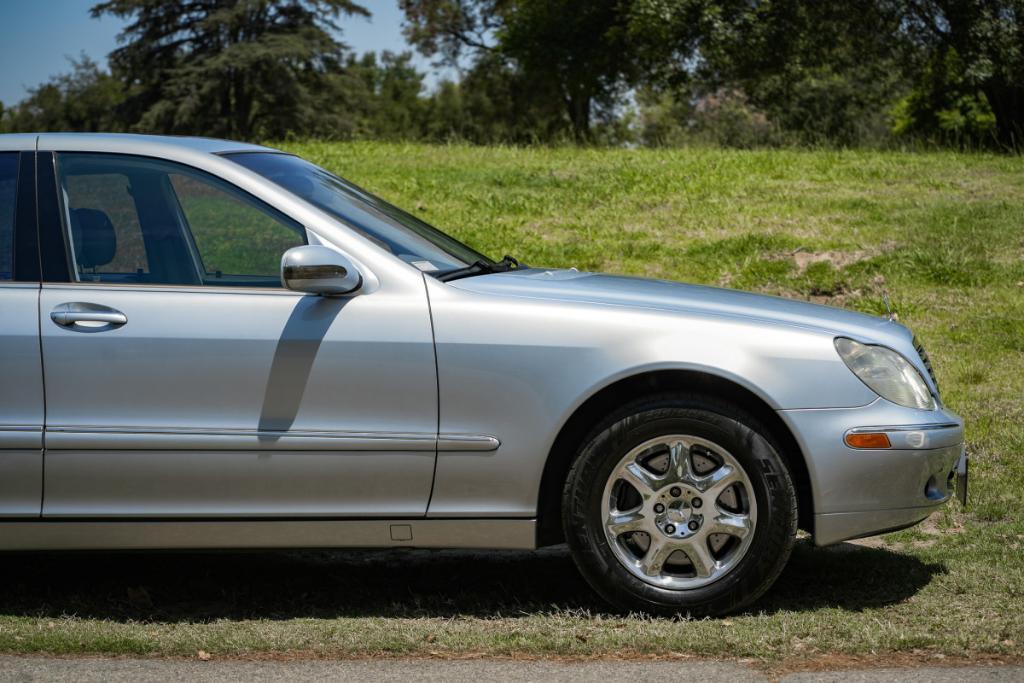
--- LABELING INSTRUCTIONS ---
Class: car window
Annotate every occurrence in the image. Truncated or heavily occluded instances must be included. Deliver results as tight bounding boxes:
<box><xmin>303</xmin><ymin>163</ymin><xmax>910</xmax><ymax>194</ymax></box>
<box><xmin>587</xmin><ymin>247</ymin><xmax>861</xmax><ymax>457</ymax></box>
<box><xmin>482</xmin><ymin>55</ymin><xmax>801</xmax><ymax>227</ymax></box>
<box><xmin>169</xmin><ymin>173</ymin><xmax>303</xmax><ymax>281</ymax></box>
<box><xmin>0</xmin><ymin>152</ymin><xmax>18</xmax><ymax>281</ymax></box>
<box><xmin>57</xmin><ymin>153</ymin><xmax>306</xmax><ymax>287</ymax></box>
<box><xmin>63</xmin><ymin>171</ymin><xmax>150</xmax><ymax>278</ymax></box>
<box><xmin>226</xmin><ymin>152</ymin><xmax>491</xmax><ymax>274</ymax></box>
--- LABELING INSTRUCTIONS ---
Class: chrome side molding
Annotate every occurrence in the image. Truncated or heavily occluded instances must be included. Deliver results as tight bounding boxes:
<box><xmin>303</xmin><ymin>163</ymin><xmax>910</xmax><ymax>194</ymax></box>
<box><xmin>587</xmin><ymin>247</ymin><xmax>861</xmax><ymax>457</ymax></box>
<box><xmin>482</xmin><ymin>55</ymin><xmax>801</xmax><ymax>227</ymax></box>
<box><xmin>438</xmin><ymin>434</ymin><xmax>501</xmax><ymax>451</ymax></box>
<box><xmin>44</xmin><ymin>427</ymin><xmax>501</xmax><ymax>452</ymax></box>
<box><xmin>0</xmin><ymin>425</ymin><xmax>42</xmax><ymax>449</ymax></box>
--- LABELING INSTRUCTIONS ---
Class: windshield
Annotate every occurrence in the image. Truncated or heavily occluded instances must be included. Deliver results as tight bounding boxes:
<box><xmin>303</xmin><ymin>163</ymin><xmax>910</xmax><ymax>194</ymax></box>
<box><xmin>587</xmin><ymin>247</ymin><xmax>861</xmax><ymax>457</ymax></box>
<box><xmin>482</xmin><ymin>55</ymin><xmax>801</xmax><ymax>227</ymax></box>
<box><xmin>225</xmin><ymin>152</ymin><xmax>491</xmax><ymax>275</ymax></box>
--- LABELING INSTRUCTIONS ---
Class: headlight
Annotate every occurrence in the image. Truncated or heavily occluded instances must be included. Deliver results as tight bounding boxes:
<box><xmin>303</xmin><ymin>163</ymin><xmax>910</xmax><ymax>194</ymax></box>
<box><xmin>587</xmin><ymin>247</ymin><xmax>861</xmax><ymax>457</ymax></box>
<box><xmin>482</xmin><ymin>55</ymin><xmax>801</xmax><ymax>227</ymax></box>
<box><xmin>834</xmin><ymin>337</ymin><xmax>935</xmax><ymax>410</ymax></box>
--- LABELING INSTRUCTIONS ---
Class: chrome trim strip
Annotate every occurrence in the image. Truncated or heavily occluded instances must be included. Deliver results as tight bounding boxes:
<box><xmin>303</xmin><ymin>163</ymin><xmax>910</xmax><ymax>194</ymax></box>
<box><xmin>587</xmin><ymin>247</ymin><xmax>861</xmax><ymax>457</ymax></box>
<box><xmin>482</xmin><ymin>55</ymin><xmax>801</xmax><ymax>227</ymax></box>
<box><xmin>437</xmin><ymin>434</ymin><xmax>501</xmax><ymax>451</ymax></box>
<box><xmin>0</xmin><ymin>426</ymin><xmax>43</xmax><ymax>449</ymax></box>
<box><xmin>45</xmin><ymin>427</ymin><xmax>502</xmax><ymax>452</ymax></box>
<box><xmin>844</xmin><ymin>422</ymin><xmax>963</xmax><ymax>450</ymax></box>
<box><xmin>48</xmin><ymin>425</ymin><xmax>434</xmax><ymax>438</ymax></box>
<box><xmin>846</xmin><ymin>422</ymin><xmax>960</xmax><ymax>434</ymax></box>
<box><xmin>0</xmin><ymin>518</ymin><xmax>537</xmax><ymax>551</ymax></box>
<box><xmin>47</xmin><ymin>427</ymin><xmax>436</xmax><ymax>451</ymax></box>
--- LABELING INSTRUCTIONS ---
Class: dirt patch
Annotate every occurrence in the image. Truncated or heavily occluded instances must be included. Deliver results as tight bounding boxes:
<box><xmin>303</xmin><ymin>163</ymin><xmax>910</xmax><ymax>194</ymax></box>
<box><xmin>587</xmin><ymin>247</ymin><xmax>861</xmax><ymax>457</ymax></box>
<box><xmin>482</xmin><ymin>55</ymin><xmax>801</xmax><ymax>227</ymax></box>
<box><xmin>784</xmin><ymin>242</ymin><xmax>897</xmax><ymax>274</ymax></box>
<box><xmin>758</xmin><ymin>276</ymin><xmax>887</xmax><ymax>308</ymax></box>
<box><xmin>844</xmin><ymin>512</ymin><xmax>965</xmax><ymax>552</ymax></box>
<box><xmin>793</xmin><ymin>249</ymin><xmax>868</xmax><ymax>272</ymax></box>
<box><xmin>843</xmin><ymin>536</ymin><xmax>891</xmax><ymax>550</ymax></box>
<box><xmin>917</xmin><ymin>512</ymin><xmax>965</xmax><ymax>537</ymax></box>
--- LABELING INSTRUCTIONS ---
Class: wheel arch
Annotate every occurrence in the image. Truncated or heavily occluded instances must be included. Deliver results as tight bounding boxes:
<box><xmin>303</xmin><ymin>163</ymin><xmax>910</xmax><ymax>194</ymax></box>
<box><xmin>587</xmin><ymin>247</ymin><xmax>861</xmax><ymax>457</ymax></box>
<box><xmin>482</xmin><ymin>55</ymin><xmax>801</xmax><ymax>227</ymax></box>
<box><xmin>536</xmin><ymin>368</ymin><xmax>814</xmax><ymax>546</ymax></box>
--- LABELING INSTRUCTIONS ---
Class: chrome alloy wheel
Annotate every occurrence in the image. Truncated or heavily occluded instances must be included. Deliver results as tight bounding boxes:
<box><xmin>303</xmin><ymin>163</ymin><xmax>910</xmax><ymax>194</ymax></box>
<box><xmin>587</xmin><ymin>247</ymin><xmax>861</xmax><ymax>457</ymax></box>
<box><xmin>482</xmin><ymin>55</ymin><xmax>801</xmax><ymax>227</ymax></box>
<box><xmin>600</xmin><ymin>435</ymin><xmax>758</xmax><ymax>590</ymax></box>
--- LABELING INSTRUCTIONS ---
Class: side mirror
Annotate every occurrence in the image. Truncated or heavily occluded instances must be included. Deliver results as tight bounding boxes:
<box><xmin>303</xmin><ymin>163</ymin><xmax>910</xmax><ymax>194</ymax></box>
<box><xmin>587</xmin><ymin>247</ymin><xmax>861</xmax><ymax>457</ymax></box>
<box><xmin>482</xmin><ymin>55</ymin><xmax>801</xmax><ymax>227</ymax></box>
<box><xmin>281</xmin><ymin>245</ymin><xmax>363</xmax><ymax>296</ymax></box>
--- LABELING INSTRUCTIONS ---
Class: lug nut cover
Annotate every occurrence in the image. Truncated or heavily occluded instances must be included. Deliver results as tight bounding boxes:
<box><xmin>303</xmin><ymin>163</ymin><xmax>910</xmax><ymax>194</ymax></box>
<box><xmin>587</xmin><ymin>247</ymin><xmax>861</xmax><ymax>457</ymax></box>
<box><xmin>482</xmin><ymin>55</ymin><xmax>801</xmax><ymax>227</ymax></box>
<box><xmin>670</xmin><ymin>486</ymin><xmax>682</xmax><ymax>497</ymax></box>
<box><xmin>653</xmin><ymin>503</ymin><xmax>665</xmax><ymax>513</ymax></box>
<box><xmin>665</xmin><ymin>524</ymin><xmax>676</xmax><ymax>534</ymax></box>
<box><xmin>688</xmin><ymin>520</ymin><xmax>700</xmax><ymax>531</ymax></box>
<box><xmin>692</xmin><ymin>497</ymin><xmax>703</xmax><ymax>508</ymax></box>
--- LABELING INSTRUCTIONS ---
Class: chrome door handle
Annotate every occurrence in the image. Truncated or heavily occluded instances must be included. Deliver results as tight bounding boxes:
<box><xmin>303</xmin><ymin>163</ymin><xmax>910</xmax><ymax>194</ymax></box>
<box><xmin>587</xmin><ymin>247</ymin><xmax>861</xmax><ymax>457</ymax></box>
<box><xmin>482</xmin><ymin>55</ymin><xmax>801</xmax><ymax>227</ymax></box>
<box><xmin>50</xmin><ymin>302</ymin><xmax>128</xmax><ymax>329</ymax></box>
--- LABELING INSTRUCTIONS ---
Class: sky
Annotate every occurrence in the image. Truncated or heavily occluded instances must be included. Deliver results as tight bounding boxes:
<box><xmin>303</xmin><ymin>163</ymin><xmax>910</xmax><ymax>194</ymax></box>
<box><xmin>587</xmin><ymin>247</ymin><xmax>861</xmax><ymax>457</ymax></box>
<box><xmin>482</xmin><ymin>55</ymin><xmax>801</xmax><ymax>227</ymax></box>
<box><xmin>0</xmin><ymin>0</ymin><xmax>435</xmax><ymax>107</ymax></box>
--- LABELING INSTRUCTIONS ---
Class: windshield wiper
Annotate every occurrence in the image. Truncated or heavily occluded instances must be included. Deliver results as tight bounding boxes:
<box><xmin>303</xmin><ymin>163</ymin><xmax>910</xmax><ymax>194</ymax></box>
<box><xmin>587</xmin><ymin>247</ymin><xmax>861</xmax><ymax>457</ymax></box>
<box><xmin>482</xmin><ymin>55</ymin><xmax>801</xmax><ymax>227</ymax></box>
<box><xmin>436</xmin><ymin>255</ymin><xmax>522</xmax><ymax>283</ymax></box>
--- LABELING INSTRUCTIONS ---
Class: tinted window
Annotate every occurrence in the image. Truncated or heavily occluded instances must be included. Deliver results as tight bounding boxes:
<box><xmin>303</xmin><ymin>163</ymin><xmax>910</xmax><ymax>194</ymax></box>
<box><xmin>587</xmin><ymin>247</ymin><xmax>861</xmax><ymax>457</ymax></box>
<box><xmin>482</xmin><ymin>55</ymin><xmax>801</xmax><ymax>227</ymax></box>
<box><xmin>169</xmin><ymin>173</ymin><xmax>302</xmax><ymax>279</ymax></box>
<box><xmin>0</xmin><ymin>153</ymin><xmax>18</xmax><ymax>280</ymax></box>
<box><xmin>226</xmin><ymin>152</ymin><xmax>489</xmax><ymax>275</ymax></box>
<box><xmin>64</xmin><ymin>170</ymin><xmax>150</xmax><ymax>278</ymax></box>
<box><xmin>57</xmin><ymin>153</ymin><xmax>306</xmax><ymax>287</ymax></box>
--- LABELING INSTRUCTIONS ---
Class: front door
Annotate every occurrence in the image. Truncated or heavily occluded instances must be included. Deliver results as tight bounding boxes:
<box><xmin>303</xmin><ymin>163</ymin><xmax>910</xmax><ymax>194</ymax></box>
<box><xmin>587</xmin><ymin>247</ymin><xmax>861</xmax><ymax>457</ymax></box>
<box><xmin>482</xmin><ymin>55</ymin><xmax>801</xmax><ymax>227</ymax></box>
<box><xmin>38</xmin><ymin>151</ymin><xmax>438</xmax><ymax>517</ymax></box>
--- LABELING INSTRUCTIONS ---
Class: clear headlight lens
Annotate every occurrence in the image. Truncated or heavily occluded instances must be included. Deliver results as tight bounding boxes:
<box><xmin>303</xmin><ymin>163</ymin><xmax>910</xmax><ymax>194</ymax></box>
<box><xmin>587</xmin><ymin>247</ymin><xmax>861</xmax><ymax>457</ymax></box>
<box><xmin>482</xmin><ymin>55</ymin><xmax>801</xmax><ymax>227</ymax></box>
<box><xmin>835</xmin><ymin>337</ymin><xmax>935</xmax><ymax>410</ymax></box>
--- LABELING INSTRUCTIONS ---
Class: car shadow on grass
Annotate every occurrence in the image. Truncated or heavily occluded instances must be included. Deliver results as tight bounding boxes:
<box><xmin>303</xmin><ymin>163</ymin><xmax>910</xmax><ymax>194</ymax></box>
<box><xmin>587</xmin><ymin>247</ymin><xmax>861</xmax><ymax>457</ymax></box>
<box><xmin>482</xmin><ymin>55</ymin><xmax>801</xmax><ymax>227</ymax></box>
<box><xmin>0</xmin><ymin>539</ymin><xmax>944</xmax><ymax>622</ymax></box>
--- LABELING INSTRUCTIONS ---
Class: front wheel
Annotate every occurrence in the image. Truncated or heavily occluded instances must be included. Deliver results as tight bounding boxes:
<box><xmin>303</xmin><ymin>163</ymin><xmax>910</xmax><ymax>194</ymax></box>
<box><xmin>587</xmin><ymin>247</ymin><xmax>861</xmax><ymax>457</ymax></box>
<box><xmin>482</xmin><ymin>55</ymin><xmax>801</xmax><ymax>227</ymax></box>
<box><xmin>562</xmin><ymin>394</ymin><xmax>797</xmax><ymax>616</ymax></box>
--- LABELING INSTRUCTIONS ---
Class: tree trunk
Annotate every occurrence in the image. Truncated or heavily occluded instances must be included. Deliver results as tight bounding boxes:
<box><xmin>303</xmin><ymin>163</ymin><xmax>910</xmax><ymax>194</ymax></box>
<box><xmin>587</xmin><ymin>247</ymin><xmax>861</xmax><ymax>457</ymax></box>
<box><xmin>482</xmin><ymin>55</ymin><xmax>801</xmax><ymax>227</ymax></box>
<box><xmin>982</xmin><ymin>79</ymin><xmax>1024</xmax><ymax>150</ymax></box>
<box><xmin>219</xmin><ymin>69</ymin><xmax>233</xmax><ymax>138</ymax></box>
<box><xmin>566</xmin><ymin>91</ymin><xmax>592</xmax><ymax>142</ymax></box>
<box><xmin>235</xmin><ymin>73</ymin><xmax>253</xmax><ymax>140</ymax></box>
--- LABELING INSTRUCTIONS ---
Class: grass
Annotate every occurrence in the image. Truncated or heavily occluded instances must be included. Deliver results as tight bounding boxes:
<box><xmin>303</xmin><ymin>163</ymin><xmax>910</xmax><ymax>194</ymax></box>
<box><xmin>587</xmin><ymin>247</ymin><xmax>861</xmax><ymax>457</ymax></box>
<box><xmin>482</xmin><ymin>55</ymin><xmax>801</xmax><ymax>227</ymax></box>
<box><xmin>2</xmin><ymin>142</ymin><xmax>1022</xmax><ymax>665</ymax></box>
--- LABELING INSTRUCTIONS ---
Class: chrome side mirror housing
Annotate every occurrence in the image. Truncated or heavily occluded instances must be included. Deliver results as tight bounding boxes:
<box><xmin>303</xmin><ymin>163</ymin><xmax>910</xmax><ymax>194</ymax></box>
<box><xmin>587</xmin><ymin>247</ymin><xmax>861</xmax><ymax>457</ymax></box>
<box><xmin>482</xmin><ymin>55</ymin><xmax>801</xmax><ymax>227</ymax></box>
<box><xmin>281</xmin><ymin>245</ymin><xmax>363</xmax><ymax>296</ymax></box>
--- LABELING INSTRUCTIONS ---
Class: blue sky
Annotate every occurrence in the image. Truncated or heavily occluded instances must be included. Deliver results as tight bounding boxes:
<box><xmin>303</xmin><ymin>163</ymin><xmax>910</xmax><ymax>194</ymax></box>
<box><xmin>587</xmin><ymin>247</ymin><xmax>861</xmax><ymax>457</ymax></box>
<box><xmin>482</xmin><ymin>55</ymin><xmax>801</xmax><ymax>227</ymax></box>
<box><xmin>0</xmin><ymin>0</ymin><xmax>431</xmax><ymax>106</ymax></box>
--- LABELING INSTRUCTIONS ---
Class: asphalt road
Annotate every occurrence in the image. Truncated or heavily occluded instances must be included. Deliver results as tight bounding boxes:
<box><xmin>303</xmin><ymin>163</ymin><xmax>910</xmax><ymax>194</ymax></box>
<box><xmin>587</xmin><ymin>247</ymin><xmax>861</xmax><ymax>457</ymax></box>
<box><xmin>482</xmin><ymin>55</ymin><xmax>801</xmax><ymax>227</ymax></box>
<box><xmin>0</xmin><ymin>657</ymin><xmax>1021</xmax><ymax>682</ymax></box>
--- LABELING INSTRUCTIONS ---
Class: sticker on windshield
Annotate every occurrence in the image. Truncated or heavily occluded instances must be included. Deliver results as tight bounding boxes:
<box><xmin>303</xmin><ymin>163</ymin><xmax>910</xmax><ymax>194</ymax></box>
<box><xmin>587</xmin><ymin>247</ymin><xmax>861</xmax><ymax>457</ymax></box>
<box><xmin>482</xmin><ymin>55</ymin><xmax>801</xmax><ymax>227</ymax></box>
<box><xmin>412</xmin><ymin>260</ymin><xmax>440</xmax><ymax>272</ymax></box>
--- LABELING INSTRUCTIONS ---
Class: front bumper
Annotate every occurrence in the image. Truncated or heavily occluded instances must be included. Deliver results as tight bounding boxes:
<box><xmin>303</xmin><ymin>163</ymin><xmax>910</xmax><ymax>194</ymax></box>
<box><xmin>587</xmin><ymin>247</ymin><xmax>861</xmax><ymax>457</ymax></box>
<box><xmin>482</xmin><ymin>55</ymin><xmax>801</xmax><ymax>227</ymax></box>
<box><xmin>780</xmin><ymin>399</ymin><xmax>965</xmax><ymax>546</ymax></box>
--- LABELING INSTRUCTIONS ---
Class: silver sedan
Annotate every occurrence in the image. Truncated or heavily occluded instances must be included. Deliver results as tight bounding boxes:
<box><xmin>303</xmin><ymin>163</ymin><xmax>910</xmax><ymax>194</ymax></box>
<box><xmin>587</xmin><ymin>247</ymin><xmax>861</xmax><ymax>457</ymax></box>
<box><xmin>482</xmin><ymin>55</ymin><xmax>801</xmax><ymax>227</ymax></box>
<box><xmin>0</xmin><ymin>134</ymin><xmax>967</xmax><ymax>616</ymax></box>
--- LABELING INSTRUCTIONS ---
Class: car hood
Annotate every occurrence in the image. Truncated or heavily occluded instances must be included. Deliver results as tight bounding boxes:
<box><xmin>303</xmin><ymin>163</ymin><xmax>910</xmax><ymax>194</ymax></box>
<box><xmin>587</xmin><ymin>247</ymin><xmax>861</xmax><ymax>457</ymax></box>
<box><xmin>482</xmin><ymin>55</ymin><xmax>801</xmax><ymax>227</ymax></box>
<box><xmin>448</xmin><ymin>268</ymin><xmax>909</xmax><ymax>343</ymax></box>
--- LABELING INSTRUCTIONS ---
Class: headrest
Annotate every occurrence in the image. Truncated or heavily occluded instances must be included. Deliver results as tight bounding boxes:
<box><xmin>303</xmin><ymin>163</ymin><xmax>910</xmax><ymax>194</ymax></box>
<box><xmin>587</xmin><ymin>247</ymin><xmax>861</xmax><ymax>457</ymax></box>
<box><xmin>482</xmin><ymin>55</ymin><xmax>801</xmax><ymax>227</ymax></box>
<box><xmin>71</xmin><ymin>208</ymin><xmax>116</xmax><ymax>269</ymax></box>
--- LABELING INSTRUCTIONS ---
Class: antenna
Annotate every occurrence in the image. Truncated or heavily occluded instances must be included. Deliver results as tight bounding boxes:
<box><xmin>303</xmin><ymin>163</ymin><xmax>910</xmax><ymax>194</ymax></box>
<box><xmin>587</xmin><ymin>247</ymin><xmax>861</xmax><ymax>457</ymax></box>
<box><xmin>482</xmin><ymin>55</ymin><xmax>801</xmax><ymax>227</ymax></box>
<box><xmin>882</xmin><ymin>293</ymin><xmax>897</xmax><ymax>321</ymax></box>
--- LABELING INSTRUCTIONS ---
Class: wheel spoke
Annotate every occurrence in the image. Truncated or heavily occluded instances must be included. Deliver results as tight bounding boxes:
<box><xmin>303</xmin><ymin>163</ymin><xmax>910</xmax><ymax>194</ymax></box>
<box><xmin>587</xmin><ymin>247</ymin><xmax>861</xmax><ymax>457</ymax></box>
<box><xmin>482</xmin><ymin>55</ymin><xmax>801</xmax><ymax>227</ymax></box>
<box><xmin>694</xmin><ymin>463</ymin><xmax>740</xmax><ymax>496</ymax></box>
<box><xmin>707</xmin><ymin>510</ymin><xmax>753</xmax><ymax>539</ymax></box>
<box><xmin>640</xmin><ymin>537</ymin><xmax>676</xmax><ymax>577</ymax></box>
<box><xmin>606</xmin><ymin>510</ymin><xmax>647</xmax><ymax>537</ymax></box>
<box><xmin>682</xmin><ymin>539</ymin><xmax>717</xmax><ymax>578</ymax></box>
<box><xmin>667</xmin><ymin>439</ymin><xmax>691</xmax><ymax>481</ymax></box>
<box><xmin>620</xmin><ymin>462</ymin><xmax>660</xmax><ymax>498</ymax></box>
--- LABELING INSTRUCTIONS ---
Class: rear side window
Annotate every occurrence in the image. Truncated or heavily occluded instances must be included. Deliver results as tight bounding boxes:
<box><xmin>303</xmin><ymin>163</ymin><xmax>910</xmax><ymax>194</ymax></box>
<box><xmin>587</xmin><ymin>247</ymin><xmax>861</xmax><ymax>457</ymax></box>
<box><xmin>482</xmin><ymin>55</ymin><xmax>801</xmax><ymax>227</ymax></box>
<box><xmin>63</xmin><ymin>171</ymin><xmax>150</xmax><ymax>278</ymax></box>
<box><xmin>0</xmin><ymin>152</ymin><xmax>18</xmax><ymax>280</ymax></box>
<box><xmin>57</xmin><ymin>153</ymin><xmax>306</xmax><ymax>287</ymax></box>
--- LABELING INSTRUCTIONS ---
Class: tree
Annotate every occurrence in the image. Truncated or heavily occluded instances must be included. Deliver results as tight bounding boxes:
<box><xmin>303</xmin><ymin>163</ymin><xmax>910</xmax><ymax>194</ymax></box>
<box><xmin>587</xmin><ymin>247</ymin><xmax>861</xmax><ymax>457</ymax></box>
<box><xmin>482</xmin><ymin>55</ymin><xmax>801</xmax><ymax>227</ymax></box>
<box><xmin>891</xmin><ymin>46</ymin><xmax>997</xmax><ymax>145</ymax></box>
<box><xmin>898</xmin><ymin>0</ymin><xmax>1024</xmax><ymax>147</ymax></box>
<box><xmin>92</xmin><ymin>0</ymin><xmax>368</xmax><ymax>139</ymax></box>
<box><xmin>631</xmin><ymin>0</ymin><xmax>1024</xmax><ymax>148</ymax></box>
<box><xmin>401</xmin><ymin>0</ymin><xmax>638</xmax><ymax>141</ymax></box>
<box><xmin>631</xmin><ymin>0</ymin><xmax>913</xmax><ymax>146</ymax></box>
<box><xmin>2</xmin><ymin>56</ymin><xmax>125</xmax><ymax>133</ymax></box>
<box><xmin>355</xmin><ymin>51</ymin><xmax>429</xmax><ymax>139</ymax></box>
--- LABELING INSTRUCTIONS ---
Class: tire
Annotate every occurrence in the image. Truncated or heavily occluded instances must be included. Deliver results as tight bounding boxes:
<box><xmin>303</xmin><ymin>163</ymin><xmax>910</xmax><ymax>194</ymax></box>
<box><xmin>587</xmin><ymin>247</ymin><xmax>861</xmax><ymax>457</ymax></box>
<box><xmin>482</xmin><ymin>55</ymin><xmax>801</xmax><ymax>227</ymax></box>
<box><xmin>562</xmin><ymin>393</ymin><xmax>797</xmax><ymax>617</ymax></box>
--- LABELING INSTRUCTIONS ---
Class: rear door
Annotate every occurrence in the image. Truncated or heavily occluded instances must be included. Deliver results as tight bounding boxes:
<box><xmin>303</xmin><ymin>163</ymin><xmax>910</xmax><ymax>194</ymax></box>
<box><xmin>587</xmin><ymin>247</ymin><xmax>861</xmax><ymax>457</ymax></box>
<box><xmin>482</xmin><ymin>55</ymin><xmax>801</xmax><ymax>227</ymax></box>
<box><xmin>36</xmin><ymin>149</ymin><xmax>439</xmax><ymax>518</ymax></box>
<box><xmin>0</xmin><ymin>150</ymin><xmax>44</xmax><ymax>516</ymax></box>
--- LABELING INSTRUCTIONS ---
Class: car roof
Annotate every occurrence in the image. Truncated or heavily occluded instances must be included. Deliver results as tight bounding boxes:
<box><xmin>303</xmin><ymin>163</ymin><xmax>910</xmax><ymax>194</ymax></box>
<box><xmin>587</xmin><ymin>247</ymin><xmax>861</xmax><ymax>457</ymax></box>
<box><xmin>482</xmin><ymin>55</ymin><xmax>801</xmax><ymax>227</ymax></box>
<box><xmin>0</xmin><ymin>132</ymin><xmax>276</xmax><ymax>155</ymax></box>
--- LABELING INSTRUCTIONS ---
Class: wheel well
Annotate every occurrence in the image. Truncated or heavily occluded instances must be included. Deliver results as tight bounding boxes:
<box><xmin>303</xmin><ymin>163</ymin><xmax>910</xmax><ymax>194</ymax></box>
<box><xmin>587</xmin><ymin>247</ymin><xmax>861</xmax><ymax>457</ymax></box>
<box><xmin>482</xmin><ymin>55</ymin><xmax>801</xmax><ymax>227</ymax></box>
<box><xmin>536</xmin><ymin>369</ymin><xmax>814</xmax><ymax>546</ymax></box>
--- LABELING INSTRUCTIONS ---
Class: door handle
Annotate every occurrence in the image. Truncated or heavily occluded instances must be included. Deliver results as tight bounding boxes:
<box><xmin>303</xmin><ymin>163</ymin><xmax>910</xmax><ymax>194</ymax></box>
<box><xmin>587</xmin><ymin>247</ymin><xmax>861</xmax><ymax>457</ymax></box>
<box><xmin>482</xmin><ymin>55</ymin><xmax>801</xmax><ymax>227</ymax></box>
<box><xmin>50</xmin><ymin>302</ymin><xmax>128</xmax><ymax>329</ymax></box>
